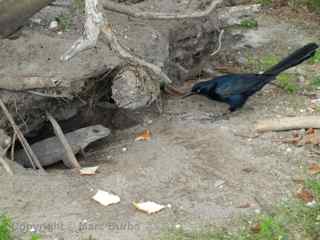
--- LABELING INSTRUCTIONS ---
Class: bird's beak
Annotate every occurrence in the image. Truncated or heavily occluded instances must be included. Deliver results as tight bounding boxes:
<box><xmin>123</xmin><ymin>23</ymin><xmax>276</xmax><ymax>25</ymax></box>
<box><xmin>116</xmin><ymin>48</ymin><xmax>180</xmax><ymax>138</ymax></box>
<box><xmin>182</xmin><ymin>92</ymin><xmax>196</xmax><ymax>99</ymax></box>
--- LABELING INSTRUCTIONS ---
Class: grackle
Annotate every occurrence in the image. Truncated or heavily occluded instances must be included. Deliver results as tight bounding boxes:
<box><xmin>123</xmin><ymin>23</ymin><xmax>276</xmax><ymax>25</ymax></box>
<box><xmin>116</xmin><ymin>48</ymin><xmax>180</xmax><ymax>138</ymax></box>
<box><xmin>183</xmin><ymin>43</ymin><xmax>319</xmax><ymax>112</ymax></box>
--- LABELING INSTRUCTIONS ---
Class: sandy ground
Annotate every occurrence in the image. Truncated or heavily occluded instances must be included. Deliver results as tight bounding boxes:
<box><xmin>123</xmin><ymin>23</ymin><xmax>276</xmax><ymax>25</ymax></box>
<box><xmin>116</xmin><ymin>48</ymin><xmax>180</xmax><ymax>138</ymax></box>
<box><xmin>1</xmin><ymin>4</ymin><xmax>320</xmax><ymax>240</ymax></box>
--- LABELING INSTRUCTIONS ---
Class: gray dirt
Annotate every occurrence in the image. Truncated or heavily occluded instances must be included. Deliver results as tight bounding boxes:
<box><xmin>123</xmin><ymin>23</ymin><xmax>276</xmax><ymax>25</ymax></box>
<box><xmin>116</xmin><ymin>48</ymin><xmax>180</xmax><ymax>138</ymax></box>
<box><xmin>1</xmin><ymin>4</ymin><xmax>320</xmax><ymax>240</ymax></box>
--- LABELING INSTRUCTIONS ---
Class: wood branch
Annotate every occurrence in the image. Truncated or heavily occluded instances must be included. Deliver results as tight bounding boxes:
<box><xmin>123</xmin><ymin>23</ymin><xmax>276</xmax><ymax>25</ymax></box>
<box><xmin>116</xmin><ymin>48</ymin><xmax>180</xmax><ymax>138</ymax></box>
<box><xmin>27</xmin><ymin>90</ymin><xmax>73</xmax><ymax>100</ymax></box>
<box><xmin>0</xmin><ymin>156</ymin><xmax>13</xmax><ymax>175</ymax></box>
<box><xmin>256</xmin><ymin>116</ymin><xmax>320</xmax><ymax>132</ymax></box>
<box><xmin>218</xmin><ymin>4</ymin><xmax>261</xmax><ymax>27</ymax></box>
<box><xmin>0</xmin><ymin>75</ymin><xmax>63</xmax><ymax>91</ymax></box>
<box><xmin>11</xmin><ymin>133</ymin><xmax>16</xmax><ymax>162</ymax></box>
<box><xmin>0</xmin><ymin>99</ymin><xmax>46</xmax><ymax>173</ymax></box>
<box><xmin>46</xmin><ymin>113</ymin><xmax>81</xmax><ymax>169</ymax></box>
<box><xmin>103</xmin><ymin>1</ymin><xmax>260</xmax><ymax>25</ymax></box>
<box><xmin>101</xmin><ymin>24</ymin><xmax>171</xmax><ymax>84</ymax></box>
<box><xmin>103</xmin><ymin>0</ymin><xmax>223</xmax><ymax>19</ymax></box>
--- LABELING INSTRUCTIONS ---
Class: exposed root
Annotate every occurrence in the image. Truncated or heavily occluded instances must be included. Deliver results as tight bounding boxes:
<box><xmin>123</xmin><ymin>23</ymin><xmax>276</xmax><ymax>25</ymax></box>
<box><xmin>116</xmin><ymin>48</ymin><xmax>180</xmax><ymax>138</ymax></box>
<box><xmin>62</xmin><ymin>0</ymin><xmax>171</xmax><ymax>84</ymax></box>
<box><xmin>102</xmin><ymin>0</ymin><xmax>223</xmax><ymax>19</ymax></box>
<box><xmin>61</xmin><ymin>0</ymin><xmax>103</xmax><ymax>61</ymax></box>
<box><xmin>101</xmin><ymin>24</ymin><xmax>171</xmax><ymax>84</ymax></box>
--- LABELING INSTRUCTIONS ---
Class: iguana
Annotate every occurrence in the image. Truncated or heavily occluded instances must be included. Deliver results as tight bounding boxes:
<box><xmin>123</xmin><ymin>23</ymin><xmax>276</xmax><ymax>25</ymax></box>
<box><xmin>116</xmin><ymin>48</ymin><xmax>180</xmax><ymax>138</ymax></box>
<box><xmin>15</xmin><ymin>125</ymin><xmax>110</xmax><ymax>168</ymax></box>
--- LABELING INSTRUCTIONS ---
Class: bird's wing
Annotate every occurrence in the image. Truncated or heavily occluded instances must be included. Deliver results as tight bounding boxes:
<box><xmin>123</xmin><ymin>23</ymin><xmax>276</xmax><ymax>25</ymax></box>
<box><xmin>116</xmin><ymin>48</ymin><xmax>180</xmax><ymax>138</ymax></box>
<box><xmin>214</xmin><ymin>74</ymin><xmax>269</xmax><ymax>97</ymax></box>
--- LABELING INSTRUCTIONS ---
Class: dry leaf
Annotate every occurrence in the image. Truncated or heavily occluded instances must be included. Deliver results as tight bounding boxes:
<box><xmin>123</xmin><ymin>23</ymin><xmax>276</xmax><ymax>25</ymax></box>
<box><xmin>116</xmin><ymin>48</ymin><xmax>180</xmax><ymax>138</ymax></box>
<box><xmin>284</xmin><ymin>128</ymin><xmax>320</xmax><ymax>146</ymax></box>
<box><xmin>135</xmin><ymin>129</ymin><xmax>151</xmax><ymax>141</ymax></box>
<box><xmin>242</xmin><ymin>168</ymin><xmax>254</xmax><ymax>173</ymax></box>
<box><xmin>133</xmin><ymin>201</ymin><xmax>165</xmax><ymax>214</ymax></box>
<box><xmin>306</xmin><ymin>128</ymin><xmax>315</xmax><ymax>134</ymax></box>
<box><xmin>237</xmin><ymin>203</ymin><xmax>251</xmax><ymax>208</ymax></box>
<box><xmin>92</xmin><ymin>190</ymin><xmax>120</xmax><ymax>206</ymax></box>
<box><xmin>250</xmin><ymin>223</ymin><xmax>261</xmax><ymax>233</ymax></box>
<box><xmin>309</xmin><ymin>163</ymin><xmax>320</xmax><ymax>175</ymax></box>
<box><xmin>296</xmin><ymin>188</ymin><xmax>314</xmax><ymax>203</ymax></box>
<box><xmin>80</xmin><ymin>166</ymin><xmax>99</xmax><ymax>175</ymax></box>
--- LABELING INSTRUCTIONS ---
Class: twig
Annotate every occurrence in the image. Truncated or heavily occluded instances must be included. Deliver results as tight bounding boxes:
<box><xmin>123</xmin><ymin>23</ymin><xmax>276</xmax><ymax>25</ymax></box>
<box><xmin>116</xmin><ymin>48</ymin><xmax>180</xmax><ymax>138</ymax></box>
<box><xmin>0</xmin><ymin>144</ymin><xmax>13</xmax><ymax>175</ymax></box>
<box><xmin>103</xmin><ymin>1</ymin><xmax>261</xmax><ymax>27</ymax></box>
<box><xmin>0</xmin><ymin>99</ymin><xmax>46</xmax><ymax>173</ymax></box>
<box><xmin>103</xmin><ymin>0</ymin><xmax>223</xmax><ymax>19</ymax></box>
<box><xmin>0</xmin><ymin>156</ymin><xmax>13</xmax><ymax>175</ymax></box>
<box><xmin>11</xmin><ymin>133</ymin><xmax>16</xmax><ymax>162</ymax></box>
<box><xmin>310</xmin><ymin>146</ymin><xmax>320</xmax><ymax>156</ymax></box>
<box><xmin>27</xmin><ymin>90</ymin><xmax>73</xmax><ymax>100</ymax></box>
<box><xmin>232</xmin><ymin>132</ymin><xmax>260</xmax><ymax>139</ymax></box>
<box><xmin>256</xmin><ymin>116</ymin><xmax>320</xmax><ymax>132</ymax></box>
<box><xmin>210</xmin><ymin>29</ymin><xmax>224</xmax><ymax>56</ymax></box>
<box><xmin>46</xmin><ymin>113</ymin><xmax>81</xmax><ymax>169</ymax></box>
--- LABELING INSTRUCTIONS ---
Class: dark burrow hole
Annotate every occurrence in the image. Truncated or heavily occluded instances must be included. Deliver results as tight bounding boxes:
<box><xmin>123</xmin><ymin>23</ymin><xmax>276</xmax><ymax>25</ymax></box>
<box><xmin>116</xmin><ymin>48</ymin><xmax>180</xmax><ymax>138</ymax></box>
<box><xmin>12</xmin><ymin>67</ymin><xmax>154</xmax><ymax>163</ymax></box>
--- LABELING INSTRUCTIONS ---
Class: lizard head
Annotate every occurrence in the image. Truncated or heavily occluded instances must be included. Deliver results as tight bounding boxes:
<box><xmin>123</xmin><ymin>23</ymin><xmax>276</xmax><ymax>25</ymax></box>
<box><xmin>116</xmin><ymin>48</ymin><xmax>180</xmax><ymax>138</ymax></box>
<box><xmin>86</xmin><ymin>125</ymin><xmax>111</xmax><ymax>142</ymax></box>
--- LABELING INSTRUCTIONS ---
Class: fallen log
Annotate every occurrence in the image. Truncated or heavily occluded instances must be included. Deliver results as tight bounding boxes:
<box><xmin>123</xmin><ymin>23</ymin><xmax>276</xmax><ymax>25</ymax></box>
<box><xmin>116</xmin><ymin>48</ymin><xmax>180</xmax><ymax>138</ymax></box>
<box><xmin>256</xmin><ymin>116</ymin><xmax>320</xmax><ymax>132</ymax></box>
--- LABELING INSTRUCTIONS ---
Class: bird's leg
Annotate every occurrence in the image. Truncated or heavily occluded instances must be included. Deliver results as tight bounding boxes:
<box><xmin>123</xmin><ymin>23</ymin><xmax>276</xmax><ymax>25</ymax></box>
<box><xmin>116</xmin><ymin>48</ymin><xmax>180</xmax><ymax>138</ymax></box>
<box><xmin>216</xmin><ymin>109</ymin><xmax>231</xmax><ymax>120</ymax></box>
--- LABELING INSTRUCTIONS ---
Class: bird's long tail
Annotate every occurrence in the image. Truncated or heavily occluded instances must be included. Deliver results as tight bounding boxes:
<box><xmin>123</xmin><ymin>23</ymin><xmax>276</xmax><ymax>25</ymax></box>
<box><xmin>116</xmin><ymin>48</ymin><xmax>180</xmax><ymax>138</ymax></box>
<box><xmin>263</xmin><ymin>43</ymin><xmax>318</xmax><ymax>77</ymax></box>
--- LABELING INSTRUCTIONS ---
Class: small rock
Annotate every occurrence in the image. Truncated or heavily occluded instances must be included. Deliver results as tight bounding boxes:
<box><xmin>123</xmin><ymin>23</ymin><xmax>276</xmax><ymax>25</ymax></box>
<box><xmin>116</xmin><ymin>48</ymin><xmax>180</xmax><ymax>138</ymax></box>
<box><xmin>286</xmin><ymin>148</ymin><xmax>292</xmax><ymax>153</ymax></box>
<box><xmin>31</xmin><ymin>18</ymin><xmax>42</xmax><ymax>24</ymax></box>
<box><xmin>167</xmin><ymin>204</ymin><xmax>172</xmax><ymax>208</ymax></box>
<box><xmin>122</xmin><ymin>147</ymin><xmax>127</xmax><ymax>152</ymax></box>
<box><xmin>311</xmin><ymin>98</ymin><xmax>320</xmax><ymax>104</ymax></box>
<box><xmin>152</xmin><ymin>32</ymin><xmax>159</xmax><ymax>39</ymax></box>
<box><xmin>306</xmin><ymin>200</ymin><xmax>317</xmax><ymax>207</ymax></box>
<box><xmin>298</xmin><ymin>75</ymin><xmax>305</xmax><ymax>83</ymax></box>
<box><xmin>214</xmin><ymin>180</ymin><xmax>225</xmax><ymax>188</ymax></box>
<box><xmin>49</xmin><ymin>21</ymin><xmax>58</xmax><ymax>29</ymax></box>
<box><xmin>238</xmin><ymin>56</ymin><xmax>247</xmax><ymax>65</ymax></box>
<box><xmin>57</xmin><ymin>31</ymin><xmax>63</xmax><ymax>35</ymax></box>
<box><xmin>147</xmin><ymin>119</ymin><xmax>153</xmax><ymax>125</ymax></box>
<box><xmin>175</xmin><ymin>224</ymin><xmax>181</xmax><ymax>229</ymax></box>
<box><xmin>254</xmin><ymin>209</ymin><xmax>261</xmax><ymax>214</ymax></box>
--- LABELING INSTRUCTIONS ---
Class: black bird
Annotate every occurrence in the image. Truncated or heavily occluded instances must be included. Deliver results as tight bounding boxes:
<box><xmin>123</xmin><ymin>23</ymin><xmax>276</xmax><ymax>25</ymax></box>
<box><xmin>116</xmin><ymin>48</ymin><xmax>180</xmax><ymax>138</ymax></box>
<box><xmin>183</xmin><ymin>43</ymin><xmax>319</xmax><ymax>112</ymax></box>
